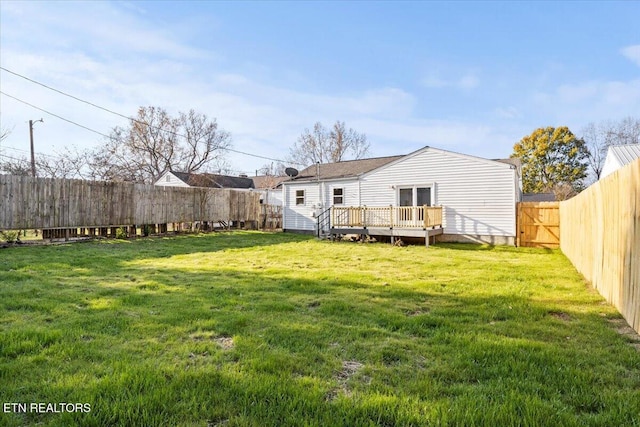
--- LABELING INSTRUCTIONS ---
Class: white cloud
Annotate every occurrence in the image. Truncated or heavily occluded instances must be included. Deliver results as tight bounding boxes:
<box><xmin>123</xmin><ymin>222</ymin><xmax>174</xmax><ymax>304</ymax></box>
<box><xmin>420</xmin><ymin>72</ymin><xmax>479</xmax><ymax>90</ymax></box>
<box><xmin>494</xmin><ymin>107</ymin><xmax>521</xmax><ymax>120</ymax></box>
<box><xmin>621</xmin><ymin>45</ymin><xmax>640</xmax><ymax>67</ymax></box>
<box><xmin>6</xmin><ymin>0</ymin><xmax>636</xmax><ymax>177</ymax></box>
<box><xmin>458</xmin><ymin>74</ymin><xmax>480</xmax><ymax>90</ymax></box>
<box><xmin>532</xmin><ymin>79</ymin><xmax>640</xmax><ymax>126</ymax></box>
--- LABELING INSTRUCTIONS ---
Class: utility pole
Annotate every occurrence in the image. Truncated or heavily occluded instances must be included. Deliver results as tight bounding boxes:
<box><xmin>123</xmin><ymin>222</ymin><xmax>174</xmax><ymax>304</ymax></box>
<box><xmin>29</xmin><ymin>118</ymin><xmax>43</xmax><ymax>177</ymax></box>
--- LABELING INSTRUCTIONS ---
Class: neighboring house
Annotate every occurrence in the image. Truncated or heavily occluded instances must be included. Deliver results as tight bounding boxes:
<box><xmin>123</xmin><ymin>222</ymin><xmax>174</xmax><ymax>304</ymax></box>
<box><xmin>154</xmin><ymin>170</ymin><xmax>288</xmax><ymax>205</ymax></box>
<box><xmin>155</xmin><ymin>171</ymin><xmax>255</xmax><ymax>189</ymax></box>
<box><xmin>281</xmin><ymin>146</ymin><xmax>522</xmax><ymax>245</ymax></box>
<box><xmin>600</xmin><ymin>144</ymin><xmax>640</xmax><ymax>179</ymax></box>
<box><xmin>251</xmin><ymin>175</ymin><xmax>288</xmax><ymax>205</ymax></box>
<box><xmin>522</xmin><ymin>193</ymin><xmax>556</xmax><ymax>202</ymax></box>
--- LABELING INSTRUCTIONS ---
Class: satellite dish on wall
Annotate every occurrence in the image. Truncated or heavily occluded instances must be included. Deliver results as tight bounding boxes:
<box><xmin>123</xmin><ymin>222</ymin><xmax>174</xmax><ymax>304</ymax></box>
<box><xmin>285</xmin><ymin>167</ymin><xmax>299</xmax><ymax>178</ymax></box>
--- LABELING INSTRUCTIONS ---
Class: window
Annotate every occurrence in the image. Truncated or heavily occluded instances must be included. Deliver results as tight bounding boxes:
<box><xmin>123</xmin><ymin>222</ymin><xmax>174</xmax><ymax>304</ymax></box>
<box><xmin>417</xmin><ymin>187</ymin><xmax>432</xmax><ymax>207</ymax></box>
<box><xmin>333</xmin><ymin>188</ymin><xmax>344</xmax><ymax>205</ymax></box>
<box><xmin>399</xmin><ymin>188</ymin><xmax>413</xmax><ymax>206</ymax></box>
<box><xmin>295</xmin><ymin>190</ymin><xmax>305</xmax><ymax>205</ymax></box>
<box><xmin>398</xmin><ymin>186</ymin><xmax>434</xmax><ymax>221</ymax></box>
<box><xmin>166</xmin><ymin>174</ymin><xmax>171</xmax><ymax>182</ymax></box>
<box><xmin>398</xmin><ymin>186</ymin><xmax>433</xmax><ymax>207</ymax></box>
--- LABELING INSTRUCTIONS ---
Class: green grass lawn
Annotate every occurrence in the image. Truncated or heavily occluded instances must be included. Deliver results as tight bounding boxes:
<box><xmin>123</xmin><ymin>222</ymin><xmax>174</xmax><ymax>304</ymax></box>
<box><xmin>1</xmin><ymin>232</ymin><xmax>639</xmax><ymax>426</ymax></box>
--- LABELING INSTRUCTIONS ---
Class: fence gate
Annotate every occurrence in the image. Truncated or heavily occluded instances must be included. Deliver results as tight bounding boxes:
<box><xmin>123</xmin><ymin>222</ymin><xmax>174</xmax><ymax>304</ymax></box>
<box><xmin>517</xmin><ymin>202</ymin><xmax>560</xmax><ymax>248</ymax></box>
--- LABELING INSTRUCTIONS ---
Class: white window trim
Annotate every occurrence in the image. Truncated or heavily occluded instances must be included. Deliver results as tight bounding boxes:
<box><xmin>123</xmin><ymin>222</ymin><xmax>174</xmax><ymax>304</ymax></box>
<box><xmin>395</xmin><ymin>183</ymin><xmax>436</xmax><ymax>206</ymax></box>
<box><xmin>332</xmin><ymin>187</ymin><xmax>345</xmax><ymax>206</ymax></box>
<box><xmin>295</xmin><ymin>189</ymin><xmax>305</xmax><ymax>206</ymax></box>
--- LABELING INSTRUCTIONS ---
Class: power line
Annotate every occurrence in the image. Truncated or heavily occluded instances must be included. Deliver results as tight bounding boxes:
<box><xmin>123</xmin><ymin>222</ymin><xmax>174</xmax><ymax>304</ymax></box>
<box><xmin>0</xmin><ymin>91</ymin><xmax>293</xmax><ymax>170</ymax></box>
<box><xmin>1</xmin><ymin>145</ymin><xmax>64</xmax><ymax>160</ymax></box>
<box><xmin>0</xmin><ymin>91</ymin><xmax>112</xmax><ymax>138</ymax></box>
<box><xmin>1</xmin><ymin>66</ymin><xmax>133</xmax><ymax>122</ymax></box>
<box><xmin>0</xmin><ymin>146</ymin><xmax>261</xmax><ymax>176</ymax></box>
<box><xmin>0</xmin><ymin>152</ymin><xmax>30</xmax><ymax>163</ymax></box>
<box><xmin>0</xmin><ymin>67</ymin><xmax>303</xmax><ymax>166</ymax></box>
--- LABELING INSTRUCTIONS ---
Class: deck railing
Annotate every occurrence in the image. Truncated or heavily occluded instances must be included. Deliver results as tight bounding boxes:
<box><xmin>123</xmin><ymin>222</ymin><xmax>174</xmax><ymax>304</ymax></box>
<box><xmin>332</xmin><ymin>205</ymin><xmax>443</xmax><ymax>229</ymax></box>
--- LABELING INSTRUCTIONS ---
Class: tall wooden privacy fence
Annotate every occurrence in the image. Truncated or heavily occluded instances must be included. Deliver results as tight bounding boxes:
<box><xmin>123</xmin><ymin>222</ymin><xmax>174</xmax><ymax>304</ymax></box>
<box><xmin>560</xmin><ymin>159</ymin><xmax>640</xmax><ymax>334</ymax></box>
<box><xmin>0</xmin><ymin>175</ymin><xmax>261</xmax><ymax>231</ymax></box>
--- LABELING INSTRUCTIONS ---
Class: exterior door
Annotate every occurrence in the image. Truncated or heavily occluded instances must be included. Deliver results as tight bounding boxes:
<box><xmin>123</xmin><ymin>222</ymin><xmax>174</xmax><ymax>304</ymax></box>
<box><xmin>399</xmin><ymin>188</ymin><xmax>413</xmax><ymax>206</ymax></box>
<box><xmin>417</xmin><ymin>187</ymin><xmax>431</xmax><ymax>206</ymax></box>
<box><xmin>416</xmin><ymin>187</ymin><xmax>431</xmax><ymax>222</ymax></box>
<box><xmin>397</xmin><ymin>188</ymin><xmax>412</xmax><ymax>224</ymax></box>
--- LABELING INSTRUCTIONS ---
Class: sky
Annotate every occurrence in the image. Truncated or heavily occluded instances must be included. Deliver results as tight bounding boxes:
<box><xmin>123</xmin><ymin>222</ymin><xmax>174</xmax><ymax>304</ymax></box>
<box><xmin>1</xmin><ymin>1</ymin><xmax>639</xmax><ymax>176</ymax></box>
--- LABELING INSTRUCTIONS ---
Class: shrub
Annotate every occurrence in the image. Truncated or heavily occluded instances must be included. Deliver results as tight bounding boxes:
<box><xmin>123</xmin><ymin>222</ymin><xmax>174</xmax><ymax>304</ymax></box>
<box><xmin>115</xmin><ymin>227</ymin><xmax>128</xmax><ymax>239</ymax></box>
<box><xmin>0</xmin><ymin>230</ymin><xmax>20</xmax><ymax>243</ymax></box>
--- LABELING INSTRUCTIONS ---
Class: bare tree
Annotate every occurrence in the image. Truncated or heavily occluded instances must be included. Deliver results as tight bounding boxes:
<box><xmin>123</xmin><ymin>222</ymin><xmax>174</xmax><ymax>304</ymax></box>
<box><xmin>581</xmin><ymin>122</ymin><xmax>608</xmax><ymax>181</ymax></box>
<box><xmin>0</xmin><ymin>147</ymin><xmax>88</xmax><ymax>179</ymax></box>
<box><xmin>581</xmin><ymin>116</ymin><xmax>640</xmax><ymax>183</ymax></box>
<box><xmin>36</xmin><ymin>147</ymin><xmax>88</xmax><ymax>179</ymax></box>
<box><xmin>257</xmin><ymin>162</ymin><xmax>286</xmax><ymax>177</ymax></box>
<box><xmin>88</xmin><ymin>106</ymin><xmax>232</xmax><ymax>183</ymax></box>
<box><xmin>288</xmin><ymin>121</ymin><xmax>369</xmax><ymax>167</ymax></box>
<box><xmin>0</xmin><ymin>154</ymin><xmax>31</xmax><ymax>175</ymax></box>
<box><xmin>611</xmin><ymin>116</ymin><xmax>640</xmax><ymax>145</ymax></box>
<box><xmin>0</xmin><ymin>125</ymin><xmax>12</xmax><ymax>142</ymax></box>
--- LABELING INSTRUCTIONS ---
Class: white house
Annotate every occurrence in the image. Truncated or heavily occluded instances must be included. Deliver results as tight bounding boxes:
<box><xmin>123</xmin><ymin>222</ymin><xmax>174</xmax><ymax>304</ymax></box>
<box><xmin>281</xmin><ymin>146</ymin><xmax>522</xmax><ymax>245</ymax></box>
<box><xmin>154</xmin><ymin>170</ymin><xmax>256</xmax><ymax>189</ymax></box>
<box><xmin>600</xmin><ymin>144</ymin><xmax>640</xmax><ymax>179</ymax></box>
<box><xmin>154</xmin><ymin>170</ymin><xmax>285</xmax><ymax>205</ymax></box>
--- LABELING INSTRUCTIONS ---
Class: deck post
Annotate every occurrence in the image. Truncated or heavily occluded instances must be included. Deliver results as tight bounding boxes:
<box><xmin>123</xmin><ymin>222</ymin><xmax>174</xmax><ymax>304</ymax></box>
<box><xmin>423</xmin><ymin>205</ymin><xmax>428</xmax><ymax>228</ymax></box>
<box><xmin>389</xmin><ymin>205</ymin><xmax>393</xmax><ymax>229</ymax></box>
<box><xmin>425</xmin><ymin>230</ymin><xmax>429</xmax><ymax>247</ymax></box>
<box><xmin>362</xmin><ymin>205</ymin><xmax>367</xmax><ymax>228</ymax></box>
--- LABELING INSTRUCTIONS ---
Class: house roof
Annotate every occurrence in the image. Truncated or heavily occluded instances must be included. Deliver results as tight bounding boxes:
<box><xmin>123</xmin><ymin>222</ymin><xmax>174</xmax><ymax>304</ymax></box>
<box><xmin>495</xmin><ymin>158</ymin><xmax>521</xmax><ymax>169</ymax></box>
<box><xmin>170</xmin><ymin>171</ymin><xmax>255</xmax><ymax>189</ymax></box>
<box><xmin>251</xmin><ymin>175</ymin><xmax>289</xmax><ymax>189</ymax></box>
<box><xmin>522</xmin><ymin>192</ymin><xmax>556</xmax><ymax>202</ymax></box>
<box><xmin>286</xmin><ymin>146</ymin><xmax>518</xmax><ymax>184</ymax></box>
<box><xmin>607</xmin><ymin>144</ymin><xmax>640</xmax><ymax>166</ymax></box>
<box><xmin>290</xmin><ymin>155</ymin><xmax>404</xmax><ymax>182</ymax></box>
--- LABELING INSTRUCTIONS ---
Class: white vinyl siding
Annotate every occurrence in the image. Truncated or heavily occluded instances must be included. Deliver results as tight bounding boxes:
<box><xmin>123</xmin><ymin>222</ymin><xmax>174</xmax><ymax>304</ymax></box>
<box><xmin>324</xmin><ymin>180</ymin><xmax>360</xmax><ymax>207</ymax></box>
<box><xmin>154</xmin><ymin>172</ymin><xmax>190</xmax><ymax>188</ymax></box>
<box><xmin>360</xmin><ymin>149</ymin><xmax>517</xmax><ymax>237</ymax></box>
<box><xmin>282</xmin><ymin>147</ymin><xmax>518</xmax><ymax>238</ymax></box>
<box><xmin>282</xmin><ymin>183</ymin><xmax>322</xmax><ymax>231</ymax></box>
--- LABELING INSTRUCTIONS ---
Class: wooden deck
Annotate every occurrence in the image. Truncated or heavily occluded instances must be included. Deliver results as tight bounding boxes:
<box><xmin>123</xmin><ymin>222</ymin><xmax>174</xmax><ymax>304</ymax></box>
<box><xmin>329</xmin><ymin>206</ymin><xmax>443</xmax><ymax>246</ymax></box>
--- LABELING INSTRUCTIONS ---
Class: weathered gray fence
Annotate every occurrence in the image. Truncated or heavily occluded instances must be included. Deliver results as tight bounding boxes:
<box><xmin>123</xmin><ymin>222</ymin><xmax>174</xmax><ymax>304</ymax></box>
<box><xmin>0</xmin><ymin>175</ymin><xmax>261</xmax><ymax>230</ymax></box>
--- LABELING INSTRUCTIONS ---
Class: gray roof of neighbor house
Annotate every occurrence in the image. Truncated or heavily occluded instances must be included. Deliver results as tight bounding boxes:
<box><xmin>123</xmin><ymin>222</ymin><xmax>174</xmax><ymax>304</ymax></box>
<box><xmin>170</xmin><ymin>171</ymin><xmax>255</xmax><ymax>189</ymax></box>
<box><xmin>290</xmin><ymin>155</ymin><xmax>404</xmax><ymax>182</ymax></box>
<box><xmin>522</xmin><ymin>192</ymin><xmax>556</xmax><ymax>202</ymax></box>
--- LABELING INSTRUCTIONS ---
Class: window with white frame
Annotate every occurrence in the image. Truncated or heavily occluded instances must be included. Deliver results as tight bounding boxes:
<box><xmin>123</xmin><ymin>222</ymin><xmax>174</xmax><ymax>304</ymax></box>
<box><xmin>295</xmin><ymin>189</ymin><xmax>305</xmax><ymax>205</ymax></box>
<box><xmin>397</xmin><ymin>185</ymin><xmax>434</xmax><ymax>222</ymax></box>
<box><xmin>333</xmin><ymin>188</ymin><xmax>344</xmax><ymax>205</ymax></box>
<box><xmin>398</xmin><ymin>185</ymin><xmax>433</xmax><ymax>207</ymax></box>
